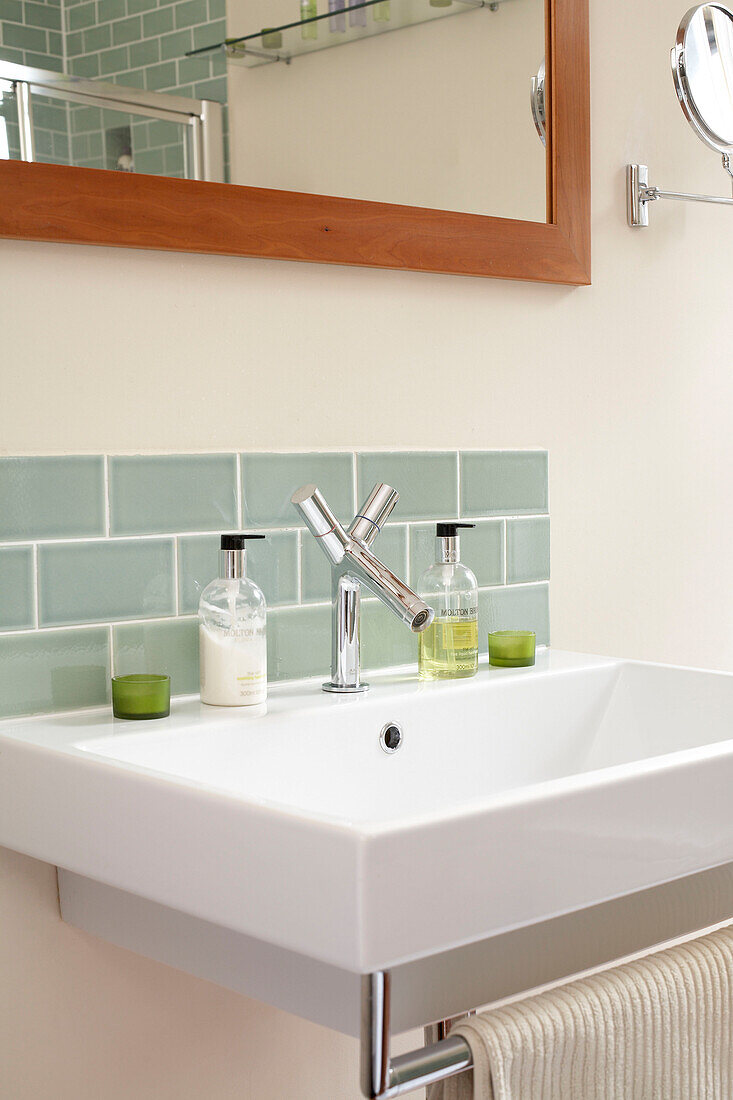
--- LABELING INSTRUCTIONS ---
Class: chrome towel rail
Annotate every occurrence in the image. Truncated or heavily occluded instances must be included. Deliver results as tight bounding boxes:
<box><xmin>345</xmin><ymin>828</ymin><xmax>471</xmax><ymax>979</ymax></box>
<box><xmin>361</xmin><ymin>972</ymin><xmax>473</xmax><ymax>1099</ymax></box>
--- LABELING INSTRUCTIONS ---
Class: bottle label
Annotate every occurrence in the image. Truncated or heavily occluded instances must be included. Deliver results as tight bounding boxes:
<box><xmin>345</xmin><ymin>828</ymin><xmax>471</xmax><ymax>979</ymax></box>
<box><xmin>436</xmin><ymin>608</ymin><xmax>478</xmax><ymax>618</ymax></box>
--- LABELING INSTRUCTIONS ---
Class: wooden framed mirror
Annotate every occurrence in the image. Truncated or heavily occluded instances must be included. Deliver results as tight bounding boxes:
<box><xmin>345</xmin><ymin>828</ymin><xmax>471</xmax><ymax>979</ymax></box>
<box><xmin>0</xmin><ymin>0</ymin><xmax>588</xmax><ymax>284</ymax></box>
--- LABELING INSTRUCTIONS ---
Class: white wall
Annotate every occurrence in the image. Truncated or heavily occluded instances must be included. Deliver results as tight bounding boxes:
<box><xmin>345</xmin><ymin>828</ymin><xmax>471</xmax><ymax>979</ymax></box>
<box><xmin>3</xmin><ymin>0</ymin><xmax>733</xmax><ymax>1095</ymax></box>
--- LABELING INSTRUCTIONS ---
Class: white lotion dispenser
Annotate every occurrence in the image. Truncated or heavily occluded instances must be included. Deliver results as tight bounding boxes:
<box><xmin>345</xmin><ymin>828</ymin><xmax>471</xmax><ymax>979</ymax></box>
<box><xmin>198</xmin><ymin>534</ymin><xmax>267</xmax><ymax>706</ymax></box>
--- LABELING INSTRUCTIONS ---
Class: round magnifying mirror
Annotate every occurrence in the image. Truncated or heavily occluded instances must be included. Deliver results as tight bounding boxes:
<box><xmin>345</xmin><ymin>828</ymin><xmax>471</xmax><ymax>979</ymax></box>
<box><xmin>672</xmin><ymin>3</ymin><xmax>733</xmax><ymax>154</ymax></box>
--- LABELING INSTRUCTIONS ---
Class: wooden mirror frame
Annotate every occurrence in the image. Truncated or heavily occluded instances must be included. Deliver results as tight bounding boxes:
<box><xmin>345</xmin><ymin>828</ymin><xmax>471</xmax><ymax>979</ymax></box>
<box><xmin>0</xmin><ymin>0</ymin><xmax>589</xmax><ymax>285</ymax></box>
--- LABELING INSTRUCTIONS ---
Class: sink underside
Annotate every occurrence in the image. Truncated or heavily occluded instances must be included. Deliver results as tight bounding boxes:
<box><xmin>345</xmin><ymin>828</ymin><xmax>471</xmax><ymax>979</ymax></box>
<box><xmin>2</xmin><ymin>650</ymin><xmax>733</xmax><ymax>973</ymax></box>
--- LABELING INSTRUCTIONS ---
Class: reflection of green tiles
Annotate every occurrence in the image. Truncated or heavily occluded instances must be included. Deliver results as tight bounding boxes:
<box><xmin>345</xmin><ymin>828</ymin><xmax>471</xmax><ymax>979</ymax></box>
<box><xmin>0</xmin><ymin>628</ymin><xmax>110</xmax><ymax>718</ymax></box>
<box><xmin>0</xmin><ymin>547</ymin><xmax>35</xmax><ymax>631</ymax></box>
<box><xmin>142</xmin><ymin>7</ymin><xmax>173</xmax><ymax>36</ymax></box>
<box><xmin>159</xmin><ymin>27</ymin><xmax>192</xmax><ymax>58</ymax></box>
<box><xmin>193</xmin><ymin>20</ymin><xmax>225</xmax><ymax>48</ymax></box>
<box><xmin>98</xmin><ymin>44</ymin><xmax>129</xmax><ymax>73</ymax></box>
<box><xmin>97</xmin><ymin>0</ymin><xmax>126</xmax><ymax>22</ymax></box>
<box><xmin>479</xmin><ymin>584</ymin><xmax>550</xmax><ymax>649</ymax></box>
<box><xmin>70</xmin><ymin>53</ymin><xmax>100</xmax><ymax>77</ymax></box>
<box><xmin>83</xmin><ymin>22</ymin><xmax>112</xmax><ymax>51</ymax></box>
<box><xmin>177</xmin><ymin>56</ymin><xmax>213</xmax><ymax>84</ymax></box>
<box><xmin>1</xmin><ymin>0</ymin><xmax>23</xmax><ymax>22</ymax></box>
<box><xmin>67</xmin><ymin>1</ymin><xmax>97</xmax><ymax>30</ymax></box>
<box><xmin>242</xmin><ymin>453</ymin><xmax>354</xmax><ymax>530</ymax></box>
<box><xmin>174</xmin><ymin>0</ymin><xmax>208</xmax><ymax>28</ymax></box>
<box><xmin>507</xmin><ymin>517</ymin><xmax>550</xmax><ymax>584</ymax></box>
<box><xmin>409</xmin><ymin>519</ymin><xmax>504</xmax><ymax>589</ymax></box>
<box><xmin>135</xmin><ymin>148</ymin><xmax>165</xmax><ymax>174</ymax></box>
<box><xmin>301</xmin><ymin>524</ymin><xmax>407</xmax><ymax>604</ymax></box>
<box><xmin>114</xmin><ymin>618</ymin><xmax>198</xmax><ymax>695</ymax></box>
<box><xmin>267</xmin><ymin>604</ymin><xmax>331</xmax><ymax>682</ymax></box>
<box><xmin>194</xmin><ymin>76</ymin><xmax>226</xmax><ymax>101</ymax></box>
<box><xmin>460</xmin><ymin>451</ymin><xmax>548</xmax><ymax>517</ymax></box>
<box><xmin>3</xmin><ymin>22</ymin><xmax>47</xmax><ymax>49</ymax></box>
<box><xmin>178</xmin><ymin>531</ymin><xmax>298</xmax><ymax>614</ymax></box>
<box><xmin>111</xmin><ymin>15</ymin><xmax>141</xmax><ymax>44</ymax></box>
<box><xmin>361</xmin><ymin>600</ymin><xmax>417</xmax><ymax>672</ymax></box>
<box><xmin>23</xmin><ymin>2</ymin><xmax>62</xmax><ymax>30</ymax></box>
<box><xmin>145</xmin><ymin>61</ymin><xmax>177</xmax><ymax>89</ymax></box>
<box><xmin>109</xmin><ymin>454</ymin><xmax>237</xmax><ymax>535</ymax></box>
<box><xmin>357</xmin><ymin>452</ymin><xmax>458</xmax><ymax>522</ymax></box>
<box><xmin>129</xmin><ymin>37</ymin><xmax>159</xmax><ymax>65</ymax></box>
<box><xmin>0</xmin><ymin>456</ymin><xmax>105</xmax><ymax>541</ymax></box>
<box><xmin>39</xmin><ymin>540</ymin><xmax>175</xmax><ymax>625</ymax></box>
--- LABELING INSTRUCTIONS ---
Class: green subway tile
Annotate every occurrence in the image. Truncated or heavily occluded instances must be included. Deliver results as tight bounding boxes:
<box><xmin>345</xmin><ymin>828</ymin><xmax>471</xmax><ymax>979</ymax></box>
<box><xmin>0</xmin><ymin>0</ymin><xmax>24</xmax><ymax>22</ymax></box>
<box><xmin>144</xmin><ymin>60</ymin><xmax>176</xmax><ymax>89</ymax></box>
<box><xmin>109</xmin><ymin>454</ymin><xmax>237</xmax><ymax>536</ymax></box>
<box><xmin>126</xmin><ymin>0</ymin><xmax>155</xmax><ymax>13</ymax></box>
<box><xmin>479</xmin><ymin>584</ymin><xmax>550</xmax><ymax>650</ymax></box>
<box><xmin>208</xmin><ymin>0</ymin><xmax>225</xmax><ymax>18</ymax></box>
<box><xmin>33</xmin><ymin>100</ymin><xmax>67</xmax><ymax>129</ymax></box>
<box><xmin>193</xmin><ymin>75</ymin><xmax>226</xmax><ymax>101</ymax></box>
<box><xmin>70</xmin><ymin>53</ymin><xmax>100</xmax><ymax>77</ymax></box>
<box><xmin>242</xmin><ymin>453</ymin><xmax>354</xmax><ymax>530</ymax></box>
<box><xmin>460</xmin><ymin>451</ymin><xmax>548</xmax><ymax>517</ymax></box>
<box><xmin>0</xmin><ymin>628</ymin><xmax>110</xmax><ymax>718</ymax></box>
<box><xmin>301</xmin><ymin>523</ymin><xmax>407</xmax><ymax>604</ymax></box>
<box><xmin>2</xmin><ymin>21</ymin><xmax>47</xmax><ymax>49</ymax></box>
<box><xmin>0</xmin><ymin>457</ymin><xmax>105</xmax><ymax>541</ymax></box>
<box><xmin>357</xmin><ymin>452</ymin><xmax>458</xmax><ymax>523</ymax></box>
<box><xmin>158</xmin><ymin>27</ymin><xmax>191</xmax><ymax>58</ymax></box>
<box><xmin>97</xmin><ymin>0</ymin><xmax>125</xmax><ymax>21</ymax></box>
<box><xmin>267</xmin><ymin>604</ymin><xmax>330</xmax><ymax>682</ymax></box>
<box><xmin>97</xmin><ymin>42</ymin><xmax>127</xmax><ymax>71</ymax></box>
<box><xmin>46</xmin><ymin>32</ymin><xmax>64</xmax><ymax>56</ymax></box>
<box><xmin>409</xmin><ymin>519</ymin><xmax>503</xmax><ymax>589</ymax></box>
<box><xmin>177</xmin><ymin>531</ymin><xmax>298</xmax><ymax>614</ymax></box>
<box><xmin>176</xmin><ymin>55</ymin><xmax>211</xmax><ymax>83</ymax></box>
<box><xmin>87</xmin><ymin>131</ymin><xmax>103</xmax><ymax>157</ymax></box>
<box><xmin>111</xmin><ymin>13</ymin><xmax>140</xmax><ymax>43</ymax></box>
<box><xmin>174</xmin><ymin>0</ymin><xmax>207</xmax><ymax>28</ymax></box>
<box><xmin>83</xmin><ymin>21</ymin><xmax>111</xmax><ymax>50</ymax></box>
<box><xmin>361</xmin><ymin>599</ymin><xmax>418</xmax><ymax>672</ymax></box>
<box><xmin>34</xmin><ymin>129</ymin><xmax>54</xmax><ymax>157</ymax></box>
<box><xmin>142</xmin><ymin>6</ymin><xmax>172</xmax><ymax>35</ymax></box>
<box><xmin>38</xmin><ymin>539</ymin><xmax>175</xmax><ymax>626</ymax></box>
<box><xmin>71</xmin><ymin>133</ymin><xmax>89</xmax><ymax>159</ymax></box>
<box><xmin>0</xmin><ymin>547</ymin><xmax>35</xmax><ymax>631</ymax></box>
<box><xmin>65</xmin><ymin>29</ymin><xmax>83</xmax><ymax>54</ymax></box>
<box><xmin>128</xmin><ymin>35</ymin><xmax>158</xmax><ymax>65</ymax></box>
<box><xmin>163</xmin><ymin>143</ymin><xmax>184</xmax><ymax>176</ymax></box>
<box><xmin>192</xmin><ymin>19</ymin><xmax>224</xmax><ymax>49</ymax></box>
<box><xmin>114</xmin><ymin>618</ymin><xmax>198</xmax><ymax>695</ymax></box>
<box><xmin>507</xmin><ymin>517</ymin><xmax>550</xmax><ymax>584</ymax></box>
<box><xmin>67</xmin><ymin>0</ymin><xmax>97</xmax><ymax>29</ymax></box>
<box><xmin>23</xmin><ymin>1</ymin><xmax>61</xmax><ymax>29</ymax></box>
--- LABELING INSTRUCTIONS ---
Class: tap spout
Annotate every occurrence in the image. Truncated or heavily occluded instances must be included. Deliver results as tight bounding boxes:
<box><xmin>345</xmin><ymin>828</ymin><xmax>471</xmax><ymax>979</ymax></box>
<box><xmin>344</xmin><ymin>540</ymin><xmax>433</xmax><ymax>633</ymax></box>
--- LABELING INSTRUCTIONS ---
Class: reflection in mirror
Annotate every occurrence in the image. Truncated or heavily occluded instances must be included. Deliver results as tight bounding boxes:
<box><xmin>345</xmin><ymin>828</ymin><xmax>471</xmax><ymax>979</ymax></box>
<box><xmin>0</xmin><ymin>0</ymin><xmax>547</xmax><ymax>222</ymax></box>
<box><xmin>531</xmin><ymin>56</ymin><xmax>546</xmax><ymax>146</ymax></box>
<box><xmin>222</xmin><ymin>0</ymin><xmax>547</xmax><ymax>220</ymax></box>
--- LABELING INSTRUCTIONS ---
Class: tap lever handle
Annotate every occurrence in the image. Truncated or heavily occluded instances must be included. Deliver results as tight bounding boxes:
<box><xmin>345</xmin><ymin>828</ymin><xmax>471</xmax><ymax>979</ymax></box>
<box><xmin>350</xmin><ymin>483</ymin><xmax>399</xmax><ymax>547</ymax></box>
<box><xmin>291</xmin><ymin>484</ymin><xmax>348</xmax><ymax>565</ymax></box>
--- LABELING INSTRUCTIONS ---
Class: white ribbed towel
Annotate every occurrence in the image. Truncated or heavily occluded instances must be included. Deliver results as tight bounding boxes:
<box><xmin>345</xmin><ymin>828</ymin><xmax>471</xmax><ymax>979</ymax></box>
<box><xmin>427</xmin><ymin>926</ymin><xmax>733</xmax><ymax>1100</ymax></box>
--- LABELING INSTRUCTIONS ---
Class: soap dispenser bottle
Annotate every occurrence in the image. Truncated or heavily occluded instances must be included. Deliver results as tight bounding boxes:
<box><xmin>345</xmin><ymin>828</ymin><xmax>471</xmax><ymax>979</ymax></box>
<box><xmin>417</xmin><ymin>523</ymin><xmax>478</xmax><ymax>680</ymax></box>
<box><xmin>199</xmin><ymin>534</ymin><xmax>267</xmax><ymax>706</ymax></box>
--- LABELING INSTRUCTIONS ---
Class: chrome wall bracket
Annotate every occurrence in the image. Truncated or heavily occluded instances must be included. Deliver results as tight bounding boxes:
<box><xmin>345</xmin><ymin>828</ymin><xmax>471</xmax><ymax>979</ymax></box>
<box><xmin>626</xmin><ymin>161</ymin><xmax>733</xmax><ymax>227</ymax></box>
<box><xmin>360</xmin><ymin>972</ymin><xmax>472</xmax><ymax>1099</ymax></box>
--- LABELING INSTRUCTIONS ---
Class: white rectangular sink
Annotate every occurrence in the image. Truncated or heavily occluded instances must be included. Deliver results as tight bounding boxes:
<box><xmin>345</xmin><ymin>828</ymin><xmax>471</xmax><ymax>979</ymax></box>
<box><xmin>2</xmin><ymin>650</ymin><xmax>733</xmax><ymax>980</ymax></box>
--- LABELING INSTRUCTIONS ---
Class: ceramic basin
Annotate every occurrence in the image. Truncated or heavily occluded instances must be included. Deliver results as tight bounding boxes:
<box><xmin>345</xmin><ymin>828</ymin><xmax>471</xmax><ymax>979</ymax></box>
<box><xmin>1</xmin><ymin>650</ymin><xmax>733</xmax><ymax>975</ymax></box>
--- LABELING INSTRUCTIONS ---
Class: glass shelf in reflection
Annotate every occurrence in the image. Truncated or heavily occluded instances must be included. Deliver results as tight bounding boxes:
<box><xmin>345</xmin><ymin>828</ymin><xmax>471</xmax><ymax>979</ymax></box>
<box><xmin>188</xmin><ymin>0</ymin><xmax>504</xmax><ymax>69</ymax></box>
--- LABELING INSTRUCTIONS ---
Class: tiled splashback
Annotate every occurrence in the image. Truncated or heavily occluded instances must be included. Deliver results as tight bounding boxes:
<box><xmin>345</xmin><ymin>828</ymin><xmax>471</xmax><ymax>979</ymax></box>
<box><xmin>0</xmin><ymin>451</ymin><xmax>550</xmax><ymax>718</ymax></box>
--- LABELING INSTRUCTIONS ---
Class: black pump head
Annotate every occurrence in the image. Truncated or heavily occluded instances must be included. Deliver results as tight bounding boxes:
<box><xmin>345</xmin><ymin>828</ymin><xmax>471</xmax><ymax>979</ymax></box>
<box><xmin>436</xmin><ymin>523</ymin><xmax>475</xmax><ymax>538</ymax></box>
<box><xmin>220</xmin><ymin>534</ymin><xmax>267</xmax><ymax>550</ymax></box>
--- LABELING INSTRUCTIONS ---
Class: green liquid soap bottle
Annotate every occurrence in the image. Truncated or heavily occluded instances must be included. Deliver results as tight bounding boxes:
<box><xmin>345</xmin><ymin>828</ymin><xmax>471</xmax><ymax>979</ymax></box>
<box><xmin>418</xmin><ymin>523</ymin><xmax>479</xmax><ymax>681</ymax></box>
<box><xmin>301</xmin><ymin>0</ymin><xmax>318</xmax><ymax>39</ymax></box>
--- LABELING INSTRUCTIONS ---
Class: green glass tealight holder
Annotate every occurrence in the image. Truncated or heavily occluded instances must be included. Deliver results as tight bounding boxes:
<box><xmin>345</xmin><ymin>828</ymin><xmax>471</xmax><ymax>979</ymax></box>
<box><xmin>488</xmin><ymin>631</ymin><xmax>536</xmax><ymax>668</ymax></box>
<box><xmin>261</xmin><ymin>27</ymin><xmax>283</xmax><ymax>48</ymax></box>
<box><xmin>112</xmin><ymin>674</ymin><xmax>170</xmax><ymax>720</ymax></box>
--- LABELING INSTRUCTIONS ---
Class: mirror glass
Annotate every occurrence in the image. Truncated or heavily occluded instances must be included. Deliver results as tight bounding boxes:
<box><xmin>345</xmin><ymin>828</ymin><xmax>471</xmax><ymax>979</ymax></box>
<box><xmin>0</xmin><ymin>0</ymin><xmax>548</xmax><ymax>222</ymax></box>
<box><xmin>675</xmin><ymin>2</ymin><xmax>733</xmax><ymax>151</ymax></box>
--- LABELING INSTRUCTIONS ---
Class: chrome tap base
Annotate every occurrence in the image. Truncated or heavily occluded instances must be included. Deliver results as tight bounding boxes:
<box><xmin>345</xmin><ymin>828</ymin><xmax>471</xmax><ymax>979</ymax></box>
<box><xmin>322</xmin><ymin>682</ymin><xmax>370</xmax><ymax>694</ymax></box>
